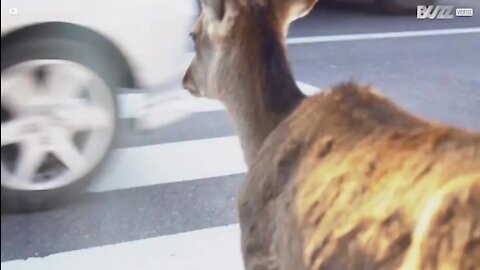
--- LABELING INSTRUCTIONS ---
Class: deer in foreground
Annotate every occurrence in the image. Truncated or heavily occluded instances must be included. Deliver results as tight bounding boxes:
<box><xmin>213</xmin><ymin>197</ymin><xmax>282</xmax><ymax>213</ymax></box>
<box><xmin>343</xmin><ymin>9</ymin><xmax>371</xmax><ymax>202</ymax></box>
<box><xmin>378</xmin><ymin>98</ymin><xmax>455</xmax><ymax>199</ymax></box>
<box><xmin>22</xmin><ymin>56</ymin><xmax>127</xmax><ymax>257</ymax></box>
<box><xmin>183</xmin><ymin>0</ymin><xmax>480</xmax><ymax>269</ymax></box>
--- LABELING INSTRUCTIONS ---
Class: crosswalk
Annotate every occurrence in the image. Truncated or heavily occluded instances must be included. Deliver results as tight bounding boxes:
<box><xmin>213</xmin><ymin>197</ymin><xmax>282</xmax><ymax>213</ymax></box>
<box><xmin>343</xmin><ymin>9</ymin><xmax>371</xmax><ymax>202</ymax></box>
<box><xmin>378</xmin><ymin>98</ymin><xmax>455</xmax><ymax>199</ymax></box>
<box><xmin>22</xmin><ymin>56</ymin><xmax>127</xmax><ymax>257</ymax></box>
<box><xmin>2</xmin><ymin>25</ymin><xmax>480</xmax><ymax>269</ymax></box>
<box><xmin>0</xmin><ymin>80</ymin><xmax>321</xmax><ymax>269</ymax></box>
<box><xmin>3</xmin><ymin>225</ymin><xmax>243</xmax><ymax>270</ymax></box>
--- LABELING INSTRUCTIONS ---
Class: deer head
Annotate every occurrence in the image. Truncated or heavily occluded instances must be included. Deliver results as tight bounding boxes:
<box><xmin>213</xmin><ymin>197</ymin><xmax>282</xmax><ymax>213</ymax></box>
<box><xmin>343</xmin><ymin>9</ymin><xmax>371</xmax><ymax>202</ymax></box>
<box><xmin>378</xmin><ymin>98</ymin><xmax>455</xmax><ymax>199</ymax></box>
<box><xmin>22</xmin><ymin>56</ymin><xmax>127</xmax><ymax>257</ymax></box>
<box><xmin>182</xmin><ymin>0</ymin><xmax>318</xmax><ymax>164</ymax></box>
<box><xmin>182</xmin><ymin>0</ymin><xmax>318</xmax><ymax>99</ymax></box>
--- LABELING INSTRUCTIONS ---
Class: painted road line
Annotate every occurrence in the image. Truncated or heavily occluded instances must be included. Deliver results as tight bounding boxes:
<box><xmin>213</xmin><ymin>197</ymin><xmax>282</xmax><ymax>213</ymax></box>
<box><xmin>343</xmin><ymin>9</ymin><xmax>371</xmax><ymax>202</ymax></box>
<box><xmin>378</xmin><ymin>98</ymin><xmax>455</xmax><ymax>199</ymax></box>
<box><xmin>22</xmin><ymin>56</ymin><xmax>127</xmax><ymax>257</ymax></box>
<box><xmin>117</xmin><ymin>93</ymin><xmax>144</xmax><ymax>119</ymax></box>
<box><xmin>117</xmin><ymin>91</ymin><xmax>225</xmax><ymax>119</ymax></box>
<box><xmin>129</xmin><ymin>81</ymin><xmax>321</xmax><ymax>130</ymax></box>
<box><xmin>1</xmin><ymin>224</ymin><xmax>243</xmax><ymax>270</ymax></box>
<box><xmin>287</xmin><ymin>27</ymin><xmax>480</xmax><ymax>44</ymax></box>
<box><xmin>104</xmin><ymin>82</ymin><xmax>321</xmax><ymax>192</ymax></box>
<box><xmin>88</xmin><ymin>136</ymin><xmax>246</xmax><ymax>192</ymax></box>
<box><xmin>297</xmin><ymin>81</ymin><xmax>320</xmax><ymax>95</ymax></box>
<box><xmin>130</xmin><ymin>90</ymin><xmax>226</xmax><ymax>130</ymax></box>
<box><xmin>101</xmin><ymin>81</ymin><xmax>320</xmax><ymax>192</ymax></box>
<box><xmin>118</xmin><ymin>81</ymin><xmax>320</xmax><ymax>119</ymax></box>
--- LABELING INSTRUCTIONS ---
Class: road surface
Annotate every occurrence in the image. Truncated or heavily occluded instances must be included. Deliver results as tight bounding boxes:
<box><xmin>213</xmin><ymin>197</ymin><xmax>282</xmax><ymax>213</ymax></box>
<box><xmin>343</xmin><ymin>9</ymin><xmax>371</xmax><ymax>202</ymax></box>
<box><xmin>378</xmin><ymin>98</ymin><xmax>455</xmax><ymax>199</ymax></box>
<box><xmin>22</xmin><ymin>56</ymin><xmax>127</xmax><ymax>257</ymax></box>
<box><xmin>2</xmin><ymin>1</ymin><xmax>479</xmax><ymax>269</ymax></box>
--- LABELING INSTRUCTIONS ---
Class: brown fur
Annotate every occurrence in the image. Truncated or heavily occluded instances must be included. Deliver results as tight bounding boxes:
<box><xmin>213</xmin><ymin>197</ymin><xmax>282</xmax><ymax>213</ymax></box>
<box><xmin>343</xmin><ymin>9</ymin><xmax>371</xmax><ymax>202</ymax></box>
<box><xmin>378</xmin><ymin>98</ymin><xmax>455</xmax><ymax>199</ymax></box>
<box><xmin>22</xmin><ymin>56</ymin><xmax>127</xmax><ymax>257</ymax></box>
<box><xmin>183</xmin><ymin>1</ymin><xmax>480</xmax><ymax>269</ymax></box>
<box><xmin>240</xmin><ymin>84</ymin><xmax>480</xmax><ymax>270</ymax></box>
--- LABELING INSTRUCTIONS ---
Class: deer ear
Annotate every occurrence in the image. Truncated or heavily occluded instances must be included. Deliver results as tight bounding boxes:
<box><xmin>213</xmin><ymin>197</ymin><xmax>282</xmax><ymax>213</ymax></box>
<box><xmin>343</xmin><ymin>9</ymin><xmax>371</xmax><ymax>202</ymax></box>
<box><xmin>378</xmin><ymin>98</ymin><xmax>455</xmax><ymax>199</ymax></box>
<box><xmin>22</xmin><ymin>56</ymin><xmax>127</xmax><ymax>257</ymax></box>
<box><xmin>201</xmin><ymin>0</ymin><xmax>238</xmax><ymax>41</ymax></box>
<box><xmin>275</xmin><ymin>0</ymin><xmax>318</xmax><ymax>34</ymax></box>
<box><xmin>201</xmin><ymin>0</ymin><xmax>226</xmax><ymax>21</ymax></box>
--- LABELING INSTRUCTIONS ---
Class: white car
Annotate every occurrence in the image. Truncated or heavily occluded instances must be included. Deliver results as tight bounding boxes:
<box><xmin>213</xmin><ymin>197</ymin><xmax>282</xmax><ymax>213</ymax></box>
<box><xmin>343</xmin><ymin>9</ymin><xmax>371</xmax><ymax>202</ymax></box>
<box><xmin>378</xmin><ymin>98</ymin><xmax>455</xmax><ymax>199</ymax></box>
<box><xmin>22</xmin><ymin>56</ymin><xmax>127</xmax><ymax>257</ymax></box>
<box><xmin>1</xmin><ymin>0</ymin><xmax>197</xmax><ymax>211</ymax></box>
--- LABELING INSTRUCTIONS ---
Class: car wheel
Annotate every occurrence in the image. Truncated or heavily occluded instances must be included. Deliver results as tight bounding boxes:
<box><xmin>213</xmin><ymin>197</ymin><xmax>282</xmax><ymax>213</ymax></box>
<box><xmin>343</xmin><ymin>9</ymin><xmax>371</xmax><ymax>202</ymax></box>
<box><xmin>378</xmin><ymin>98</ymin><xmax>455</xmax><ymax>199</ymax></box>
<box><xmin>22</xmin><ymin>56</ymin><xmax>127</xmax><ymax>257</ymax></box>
<box><xmin>376</xmin><ymin>0</ymin><xmax>436</xmax><ymax>14</ymax></box>
<box><xmin>1</xmin><ymin>37</ymin><xmax>120</xmax><ymax>212</ymax></box>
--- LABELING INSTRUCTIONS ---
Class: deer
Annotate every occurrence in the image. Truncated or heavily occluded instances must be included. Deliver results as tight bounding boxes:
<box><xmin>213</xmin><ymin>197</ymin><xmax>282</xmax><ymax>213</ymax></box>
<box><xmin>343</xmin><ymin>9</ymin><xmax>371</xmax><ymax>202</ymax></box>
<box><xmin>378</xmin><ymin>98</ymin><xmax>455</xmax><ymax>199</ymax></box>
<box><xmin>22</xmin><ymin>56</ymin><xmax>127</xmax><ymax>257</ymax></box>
<box><xmin>182</xmin><ymin>0</ymin><xmax>480</xmax><ymax>269</ymax></box>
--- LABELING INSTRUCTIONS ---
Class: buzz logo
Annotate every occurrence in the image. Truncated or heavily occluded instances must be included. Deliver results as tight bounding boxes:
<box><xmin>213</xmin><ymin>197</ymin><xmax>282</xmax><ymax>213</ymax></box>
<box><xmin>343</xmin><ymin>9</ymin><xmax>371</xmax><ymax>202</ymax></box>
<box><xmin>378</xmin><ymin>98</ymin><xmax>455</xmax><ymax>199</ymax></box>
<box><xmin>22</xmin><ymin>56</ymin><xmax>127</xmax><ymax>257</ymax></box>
<box><xmin>417</xmin><ymin>5</ymin><xmax>454</xmax><ymax>19</ymax></box>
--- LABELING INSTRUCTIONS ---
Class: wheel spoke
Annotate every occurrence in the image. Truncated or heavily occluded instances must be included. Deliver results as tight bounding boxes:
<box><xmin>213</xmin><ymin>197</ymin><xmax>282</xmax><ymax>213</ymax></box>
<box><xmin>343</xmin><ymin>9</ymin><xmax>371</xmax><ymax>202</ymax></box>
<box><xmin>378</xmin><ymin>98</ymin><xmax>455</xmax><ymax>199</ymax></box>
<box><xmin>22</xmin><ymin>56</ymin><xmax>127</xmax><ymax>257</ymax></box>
<box><xmin>45</xmin><ymin>62</ymin><xmax>90</xmax><ymax>98</ymax></box>
<box><xmin>1</xmin><ymin>118</ymin><xmax>33</xmax><ymax>146</ymax></box>
<box><xmin>1</xmin><ymin>70</ymin><xmax>37</xmax><ymax>109</ymax></box>
<box><xmin>15</xmin><ymin>144</ymin><xmax>46</xmax><ymax>183</ymax></box>
<box><xmin>56</xmin><ymin>105</ymin><xmax>113</xmax><ymax>131</ymax></box>
<box><xmin>1</xmin><ymin>60</ymin><xmax>113</xmax><ymax>191</ymax></box>
<box><xmin>51</xmin><ymin>133</ymin><xmax>85</xmax><ymax>174</ymax></box>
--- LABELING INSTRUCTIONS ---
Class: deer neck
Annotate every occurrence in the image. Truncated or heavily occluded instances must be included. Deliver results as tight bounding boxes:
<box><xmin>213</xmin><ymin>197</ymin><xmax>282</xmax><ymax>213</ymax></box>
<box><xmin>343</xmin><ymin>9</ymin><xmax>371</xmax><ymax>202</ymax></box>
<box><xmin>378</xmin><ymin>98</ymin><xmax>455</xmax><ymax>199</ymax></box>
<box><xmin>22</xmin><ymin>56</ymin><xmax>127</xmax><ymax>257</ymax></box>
<box><xmin>217</xmin><ymin>8</ymin><xmax>305</xmax><ymax>166</ymax></box>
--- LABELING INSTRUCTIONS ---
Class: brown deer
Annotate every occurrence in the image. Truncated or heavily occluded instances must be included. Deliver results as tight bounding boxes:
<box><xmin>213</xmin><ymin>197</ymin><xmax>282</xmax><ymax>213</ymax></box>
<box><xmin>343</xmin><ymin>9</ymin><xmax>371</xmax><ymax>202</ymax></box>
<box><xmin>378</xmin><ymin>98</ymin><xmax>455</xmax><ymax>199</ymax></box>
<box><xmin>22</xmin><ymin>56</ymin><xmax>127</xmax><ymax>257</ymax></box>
<box><xmin>182</xmin><ymin>0</ymin><xmax>480</xmax><ymax>269</ymax></box>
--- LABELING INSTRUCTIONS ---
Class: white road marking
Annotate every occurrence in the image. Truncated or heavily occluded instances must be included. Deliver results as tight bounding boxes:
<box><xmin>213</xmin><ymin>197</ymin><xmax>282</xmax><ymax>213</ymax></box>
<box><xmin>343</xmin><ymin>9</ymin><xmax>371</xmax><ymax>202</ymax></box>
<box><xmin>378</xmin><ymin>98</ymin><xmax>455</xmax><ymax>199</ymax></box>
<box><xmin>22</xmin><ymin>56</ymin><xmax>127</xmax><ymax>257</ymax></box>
<box><xmin>127</xmin><ymin>90</ymin><xmax>226</xmax><ymax>130</ymax></box>
<box><xmin>297</xmin><ymin>81</ymin><xmax>320</xmax><ymax>95</ymax></box>
<box><xmin>287</xmin><ymin>27</ymin><xmax>480</xmax><ymax>44</ymax></box>
<box><xmin>129</xmin><ymin>81</ymin><xmax>321</xmax><ymax>130</ymax></box>
<box><xmin>5</xmin><ymin>27</ymin><xmax>478</xmax><ymax>269</ymax></box>
<box><xmin>88</xmin><ymin>136</ymin><xmax>246</xmax><ymax>192</ymax></box>
<box><xmin>121</xmin><ymin>27</ymin><xmax>478</xmax><ymax>120</ymax></box>
<box><xmin>1</xmin><ymin>224</ymin><xmax>243</xmax><ymax>270</ymax></box>
<box><xmin>132</xmin><ymin>28</ymin><xmax>480</xmax><ymax>126</ymax></box>
<box><xmin>97</xmin><ymin>81</ymin><xmax>321</xmax><ymax>192</ymax></box>
<box><xmin>117</xmin><ymin>93</ymin><xmax>145</xmax><ymax>119</ymax></box>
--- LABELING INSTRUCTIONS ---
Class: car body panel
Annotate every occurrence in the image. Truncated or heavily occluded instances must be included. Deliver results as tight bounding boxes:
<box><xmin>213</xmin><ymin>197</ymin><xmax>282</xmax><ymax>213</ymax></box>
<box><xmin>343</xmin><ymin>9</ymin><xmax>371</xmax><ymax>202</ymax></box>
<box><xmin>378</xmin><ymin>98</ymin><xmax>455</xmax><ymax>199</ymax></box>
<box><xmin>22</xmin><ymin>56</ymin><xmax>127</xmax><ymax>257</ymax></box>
<box><xmin>1</xmin><ymin>0</ymin><xmax>197</xmax><ymax>87</ymax></box>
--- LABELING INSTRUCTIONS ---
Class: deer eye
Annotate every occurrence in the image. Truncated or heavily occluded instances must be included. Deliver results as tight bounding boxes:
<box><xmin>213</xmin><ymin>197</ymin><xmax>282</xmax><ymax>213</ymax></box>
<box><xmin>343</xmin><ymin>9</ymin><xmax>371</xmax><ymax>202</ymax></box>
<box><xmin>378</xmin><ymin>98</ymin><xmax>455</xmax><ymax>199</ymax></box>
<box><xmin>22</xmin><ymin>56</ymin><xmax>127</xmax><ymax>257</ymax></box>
<box><xmin>189</xmin><ymin>32</ymin><xmax>197</xmax><ymax>42</ymax></box>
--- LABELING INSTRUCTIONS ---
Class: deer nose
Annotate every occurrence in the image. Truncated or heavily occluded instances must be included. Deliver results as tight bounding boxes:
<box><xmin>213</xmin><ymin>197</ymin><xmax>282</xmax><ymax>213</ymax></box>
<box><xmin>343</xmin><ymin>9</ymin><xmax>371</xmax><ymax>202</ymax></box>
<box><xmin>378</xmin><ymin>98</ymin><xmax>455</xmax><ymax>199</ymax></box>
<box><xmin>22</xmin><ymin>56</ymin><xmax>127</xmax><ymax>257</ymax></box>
<box><xmin>182</xmin><ymin>67</ymin><xmax>200</xmax><ymax>96</ymax></box>
<box><xmin>182</xmin><ymin>67</ymin><xmax>192</xmax><ymax>90</ymax></box>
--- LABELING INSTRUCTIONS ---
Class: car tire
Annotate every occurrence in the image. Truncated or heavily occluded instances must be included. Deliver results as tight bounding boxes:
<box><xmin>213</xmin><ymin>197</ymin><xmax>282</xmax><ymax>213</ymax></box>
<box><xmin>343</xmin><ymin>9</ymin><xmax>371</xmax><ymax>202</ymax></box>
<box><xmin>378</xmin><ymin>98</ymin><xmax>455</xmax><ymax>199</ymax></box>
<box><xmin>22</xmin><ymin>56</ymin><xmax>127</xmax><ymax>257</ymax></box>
<box><xmin>1</xmin><ymin>36</ymin><xmax>121</xmax><ymax>212</ymax></box>
<box><xmin>376</xmin><ymin>0</ymin><xmax>436</xmax><ymax>14</ymax></box>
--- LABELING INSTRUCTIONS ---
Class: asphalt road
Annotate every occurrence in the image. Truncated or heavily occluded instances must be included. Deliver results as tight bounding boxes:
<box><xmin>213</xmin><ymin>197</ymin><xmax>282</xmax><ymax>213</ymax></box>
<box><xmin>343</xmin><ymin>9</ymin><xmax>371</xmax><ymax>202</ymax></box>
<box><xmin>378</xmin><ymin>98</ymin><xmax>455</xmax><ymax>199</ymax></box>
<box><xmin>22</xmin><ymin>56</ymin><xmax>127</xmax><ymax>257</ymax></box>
<box><xmin>2</xmin><ymin>1</ymin><xmax>479</xmax><ymax>268</ymax></box>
